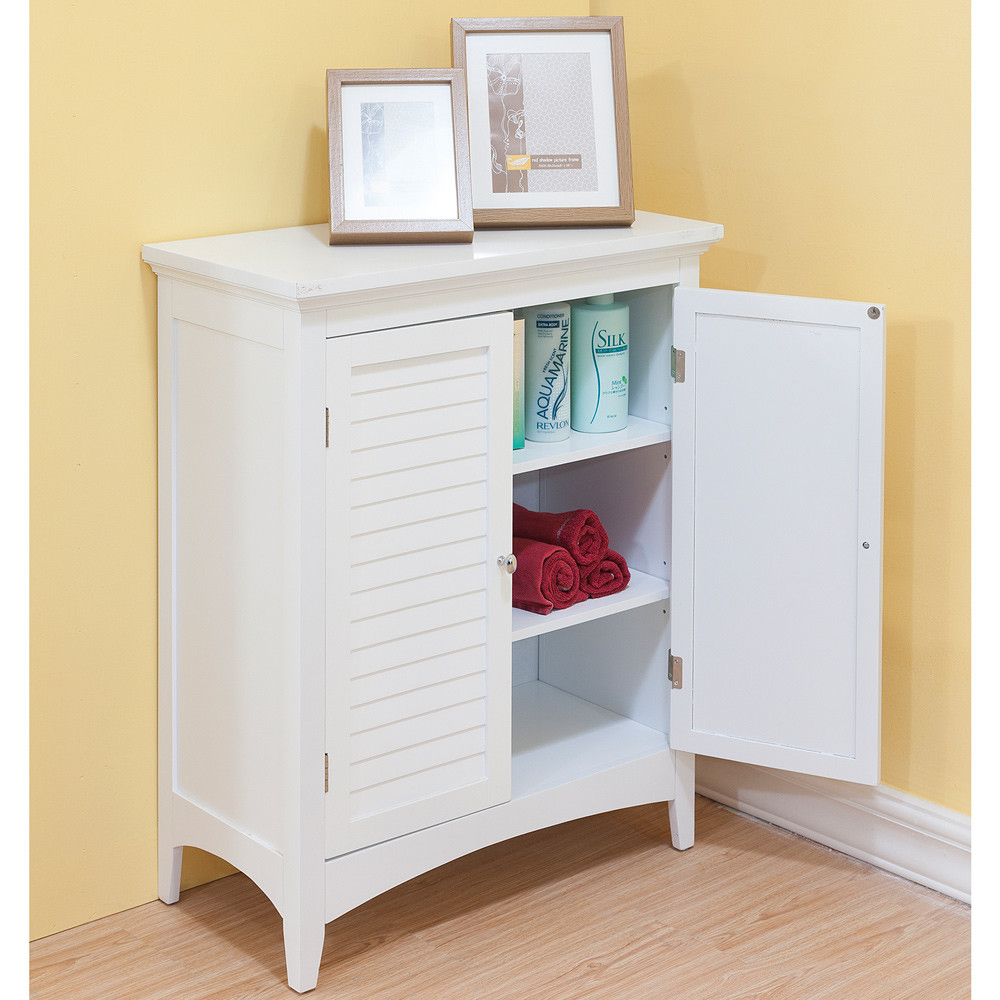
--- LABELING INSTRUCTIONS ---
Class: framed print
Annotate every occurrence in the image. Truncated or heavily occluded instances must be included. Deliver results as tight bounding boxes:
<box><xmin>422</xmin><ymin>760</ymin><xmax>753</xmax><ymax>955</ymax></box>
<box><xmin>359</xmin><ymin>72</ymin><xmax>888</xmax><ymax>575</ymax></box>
<box><xmin>327</xmin><ymin>68</ymin><xmax>474</xmax><ymax>244</ymax></box>
<box><xmin>451</xmin><ymin>17</ymin><xmax>634</xmax><ymax>228</ymax></box>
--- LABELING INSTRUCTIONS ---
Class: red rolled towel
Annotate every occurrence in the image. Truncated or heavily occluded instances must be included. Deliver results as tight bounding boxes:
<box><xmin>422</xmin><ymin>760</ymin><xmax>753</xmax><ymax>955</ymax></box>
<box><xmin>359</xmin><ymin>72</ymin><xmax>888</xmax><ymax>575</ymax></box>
<box><xmin>512</xmin><ymin>503</ymin><xmax>609</xmax><ymax>568</ymax></box>
<box><xmin>580</xmin><ymin>549</ymin><xmax>631</xmax><ymax>598</ymax></box>
<box><xmin>511</xmin><ymin>536</ymin><xmax>587</xmax><ymax>615</ymax></box>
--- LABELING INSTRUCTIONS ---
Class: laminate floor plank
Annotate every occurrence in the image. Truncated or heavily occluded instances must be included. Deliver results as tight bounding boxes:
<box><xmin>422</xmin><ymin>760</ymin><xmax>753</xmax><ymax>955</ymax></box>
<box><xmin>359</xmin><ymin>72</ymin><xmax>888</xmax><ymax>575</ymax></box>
<box><xmin>30</xmin><ymin>922</ymin><xmax>220</xmax><ymax>1000</ymax></box>
<box><xmin>30</xmin><ymin>797</ymin><xmax>970</xmax><ymax>1000</ymax></box>
<box><xmin>501</xmin><ymin>922</ymin><xmax>814</xmax><ymax>1000</ymax></box>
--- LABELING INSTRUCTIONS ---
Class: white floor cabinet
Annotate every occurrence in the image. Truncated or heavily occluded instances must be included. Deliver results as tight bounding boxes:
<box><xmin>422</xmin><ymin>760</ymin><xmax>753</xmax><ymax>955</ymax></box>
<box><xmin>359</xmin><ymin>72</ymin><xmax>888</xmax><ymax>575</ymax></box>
<box><xmin>142</xmin><ymin>212</ymin><xmax>885</xmax><ymax>993</ymax></box>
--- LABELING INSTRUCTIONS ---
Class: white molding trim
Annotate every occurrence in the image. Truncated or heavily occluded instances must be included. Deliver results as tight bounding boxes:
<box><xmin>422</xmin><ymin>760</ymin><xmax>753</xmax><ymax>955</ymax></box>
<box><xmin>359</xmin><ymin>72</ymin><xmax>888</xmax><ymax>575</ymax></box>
<box><xmin>695</xmin><ymin>757</ymin><xmax>971</xmax><ymax>904</ymax></box>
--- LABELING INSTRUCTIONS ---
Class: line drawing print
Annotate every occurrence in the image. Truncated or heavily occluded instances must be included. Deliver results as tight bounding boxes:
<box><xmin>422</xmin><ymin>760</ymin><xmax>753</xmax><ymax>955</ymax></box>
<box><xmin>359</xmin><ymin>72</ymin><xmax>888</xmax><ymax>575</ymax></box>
<box><xmin>487</xmin><ymin>54</ymin><xmax>525</xmax><ymax>193</ymax></box>
<box><xmin>484</xmin><ymin>51</ymin><xmax>598</xmax><ymax>195</ymax></box>
<box><xmin>360</xmin><ymin>103</ymin><xmax>386</xmax><ymax>199</ymax></box>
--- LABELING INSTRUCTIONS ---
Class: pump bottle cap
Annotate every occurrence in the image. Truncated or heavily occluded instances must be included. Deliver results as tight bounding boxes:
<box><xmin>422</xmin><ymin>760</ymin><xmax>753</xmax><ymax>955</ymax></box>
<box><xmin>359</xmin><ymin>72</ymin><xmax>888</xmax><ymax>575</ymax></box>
<box><xmin>585</xmin><ymin>294</ymin><xmax>616</xmax><ymax>306</ymax></box>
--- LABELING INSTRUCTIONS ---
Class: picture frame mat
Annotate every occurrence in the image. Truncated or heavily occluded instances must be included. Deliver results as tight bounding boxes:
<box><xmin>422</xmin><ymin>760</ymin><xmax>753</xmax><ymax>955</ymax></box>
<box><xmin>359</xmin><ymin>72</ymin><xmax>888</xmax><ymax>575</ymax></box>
<box><xmin>340</xmin><ymin>81</ymin><xmax>459</xmax><ymax>222</ymax></box>
<box><xmin>463</xmin><ymin>30</ymin><xmax>620</xmax><ymax>211</ymax></box>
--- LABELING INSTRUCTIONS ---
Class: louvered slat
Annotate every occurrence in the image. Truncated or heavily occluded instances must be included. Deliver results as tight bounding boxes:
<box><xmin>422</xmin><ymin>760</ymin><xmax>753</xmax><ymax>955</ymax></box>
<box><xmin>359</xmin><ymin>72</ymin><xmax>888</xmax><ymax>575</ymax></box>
<box><xmin>350</xmin><ymin>538</ymin><xmax>487</xmax><ymax>595</ymax></box>
<box><xmin>350</xmin><ymin>482</ymin><xmax>486</xmax><ymax>537</ymax></box>
<box><xmin>351</xmin><ymin>400</ymin><xmax>487</xmax><ymax>451</ymax></box>
<box><xmin>350</xmin><ymin>672</ymin><xmax>486</xmax><ymax>735</ymax></box>
<box><xmin>350</xmin><ymin>428</ymin><xmax>487</xmax><ymax>480</ymax></box>
<box><xmin>349</xmin><ymin>372</ymin><xmax>487</xmax><ymax>423</ymax></box>
<box><xmin>350</xmin><ymin>509</ymin><xmax>487</xmax><ymax>566</ymax></box>
<box><xmin>349</xmin><ymin>347</ymin><xmax>486</xmax><ymax>393</ymax></box>
<box><xmin>350</xmin><ymin>455</ymin><xmax>488</xmax><ymax>508</ymax></box>
<box><xmin>349</xmin><ymin>728</ymin><xmax>487</xmax><ymax>793</ymax></box>
<box><xmin>349</xmin><ymin>699</ymin><xmax>486</xmax><ymax>763</ymax></box>
<box><xmin>348</xmin><ymin>619</ymin><xmax>487</xmax><ymax>681</ymax></box>
<box><xmin>350</xmin><ymin>645</ymin><xmax>486</xmax><ymax>704</ymax></box>
<box><xmin>350</xmin><ymin>591</ymin><xmax>487</xmax><ymax>652</ymax></box>
<box><xmin>350</xmin><ymin>756</ymin><xmax>487</xmax><ymax>821</ymax></box>
<box><xmin>350</xmin><ymin>565</ymin><xmax>486</xmax><ymax>623</ymax></box>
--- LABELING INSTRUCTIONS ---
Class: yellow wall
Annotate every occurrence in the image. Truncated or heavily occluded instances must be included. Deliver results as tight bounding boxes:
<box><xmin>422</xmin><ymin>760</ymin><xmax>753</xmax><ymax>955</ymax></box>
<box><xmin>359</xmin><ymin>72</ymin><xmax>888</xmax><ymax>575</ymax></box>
<box><xmin>30</xmin><ymin>0</ymin><xmax>969</xmax><ymax>940</ymax></box>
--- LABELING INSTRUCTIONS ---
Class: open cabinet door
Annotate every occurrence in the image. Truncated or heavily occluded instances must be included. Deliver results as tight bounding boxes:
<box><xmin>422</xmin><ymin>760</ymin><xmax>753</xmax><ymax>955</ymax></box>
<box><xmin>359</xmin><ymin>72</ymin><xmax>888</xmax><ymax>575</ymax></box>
<box><xmin>670</xmin><ymin>287</ymin><xmax>884</xmax><ymax>784</ymax></box>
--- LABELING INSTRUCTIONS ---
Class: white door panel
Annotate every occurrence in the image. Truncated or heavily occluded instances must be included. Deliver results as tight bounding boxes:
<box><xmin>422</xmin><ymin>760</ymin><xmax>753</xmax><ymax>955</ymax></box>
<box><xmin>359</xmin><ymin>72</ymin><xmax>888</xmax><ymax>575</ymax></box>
<box><xmin>671</xmin><ymin>288</ymin><xmax>883</xmax><ymax>783</ymax></box>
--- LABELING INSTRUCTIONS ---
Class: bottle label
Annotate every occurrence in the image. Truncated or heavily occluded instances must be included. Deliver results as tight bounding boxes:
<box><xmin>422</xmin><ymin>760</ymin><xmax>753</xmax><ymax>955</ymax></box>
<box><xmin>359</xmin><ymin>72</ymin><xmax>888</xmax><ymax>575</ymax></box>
<box><xmin>535</xmin><ymin>319</ymin><xmax>570</xmax><ymax>428</ymax></box>
<box><xmin>588</xmin><ymin>321</ymin><xmax>627</xmax><ymax>425</ymax></box>
<box><xmin>594</xmin><ymin>330</ymin><xmax>627</xmax><ymax>353</ymax></box>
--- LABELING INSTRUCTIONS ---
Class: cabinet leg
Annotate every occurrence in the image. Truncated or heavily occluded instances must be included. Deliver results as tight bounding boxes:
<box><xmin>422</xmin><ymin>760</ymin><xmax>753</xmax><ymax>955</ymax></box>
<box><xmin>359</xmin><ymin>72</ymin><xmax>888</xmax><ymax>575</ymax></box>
<box><xmin>283</xmin><ymin>916</ymin><xmax>325</xmax><ymax>994</ymax></box>
<box><xmin>668</xmin><ymin>751</ymin><xmax>696</xmax><ymax>850</ymax></box>
<box><xmin>159</xmin><ymin>845</ymin><xmax>183</xmax><ymax>904</ymax></box>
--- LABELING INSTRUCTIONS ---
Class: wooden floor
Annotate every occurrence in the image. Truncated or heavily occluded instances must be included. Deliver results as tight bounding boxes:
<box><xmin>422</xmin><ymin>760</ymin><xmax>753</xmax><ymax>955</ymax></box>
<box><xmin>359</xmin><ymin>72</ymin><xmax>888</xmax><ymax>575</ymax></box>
<box><xmin>31</xmin><ymin>797</ymin><xmax>970</xmax><ymax>999</ymax></box>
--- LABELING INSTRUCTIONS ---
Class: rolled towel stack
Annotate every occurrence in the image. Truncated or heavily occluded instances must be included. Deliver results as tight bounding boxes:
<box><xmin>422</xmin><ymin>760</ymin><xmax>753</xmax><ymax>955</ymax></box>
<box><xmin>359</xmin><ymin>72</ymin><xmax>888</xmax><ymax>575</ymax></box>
<box><xmin>511</xmin><ymin>503</ymin><xmax>630</xmax><ymax>615</ymax></box>
<box><xmin>512</xmin><ymin>503</ymin><xmax>608</xmax><ymax>566</ymax></box>
<box><xmin>510</xmin><ymin>536</ymin><xmax>586</xmax><ymax>615</ymax></box>
<box><xmin>580</xmin><ymin>549</ymin><xmax>631</xmax><ymax>598</ymax></box>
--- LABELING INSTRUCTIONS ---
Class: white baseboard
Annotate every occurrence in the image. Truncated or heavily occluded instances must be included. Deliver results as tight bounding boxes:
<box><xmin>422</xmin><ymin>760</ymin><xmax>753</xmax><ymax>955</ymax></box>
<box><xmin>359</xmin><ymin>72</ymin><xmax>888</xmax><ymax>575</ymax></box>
<box><xmin>694</xmin><ymin>757</ymin><xmax>971</xmax><ymax>904</ymax></box>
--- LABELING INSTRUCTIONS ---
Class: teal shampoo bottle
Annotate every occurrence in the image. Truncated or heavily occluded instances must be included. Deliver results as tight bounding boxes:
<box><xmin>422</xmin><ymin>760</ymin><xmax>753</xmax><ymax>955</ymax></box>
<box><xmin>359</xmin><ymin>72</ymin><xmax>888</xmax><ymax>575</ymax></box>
<box><xmin>522</xmin><ymin>303</ymin><xmax>571</xmax><ymax>442</ymax></box>
<box><xmin>570</xmin><ymin>295</ymin><xmax>629</xmax><ymax>433</ymax></box>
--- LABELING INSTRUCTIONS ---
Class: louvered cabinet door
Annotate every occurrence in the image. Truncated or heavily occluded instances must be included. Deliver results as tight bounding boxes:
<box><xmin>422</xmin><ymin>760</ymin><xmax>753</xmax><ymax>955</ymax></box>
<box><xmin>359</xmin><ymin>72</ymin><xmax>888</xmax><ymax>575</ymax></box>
<box><xmin>325</xmin><ymin>313</ymin><xmax>514</xmax><ymax>857</ymax></box>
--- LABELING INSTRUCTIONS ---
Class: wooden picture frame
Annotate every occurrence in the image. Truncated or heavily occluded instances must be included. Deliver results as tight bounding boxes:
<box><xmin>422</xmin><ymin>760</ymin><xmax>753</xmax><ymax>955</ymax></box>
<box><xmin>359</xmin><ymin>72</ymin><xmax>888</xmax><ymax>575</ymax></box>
<box><xmin>451</xmin><ymin>17</ymin><xmax>634</xmax><ymax>229</ymax></box>
<box><xmin>326</xmin><ymin>68</ymin><xmax>474</xmax><ymax>244</ymax></box>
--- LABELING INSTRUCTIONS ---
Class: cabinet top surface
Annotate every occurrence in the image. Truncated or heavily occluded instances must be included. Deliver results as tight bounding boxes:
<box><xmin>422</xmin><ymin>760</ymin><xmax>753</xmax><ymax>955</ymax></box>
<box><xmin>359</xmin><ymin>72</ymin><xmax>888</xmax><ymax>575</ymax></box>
<box><xmin>141</xmin><ymin>211</ymin><xmax>723</xmax><ymax>302</ymax></box>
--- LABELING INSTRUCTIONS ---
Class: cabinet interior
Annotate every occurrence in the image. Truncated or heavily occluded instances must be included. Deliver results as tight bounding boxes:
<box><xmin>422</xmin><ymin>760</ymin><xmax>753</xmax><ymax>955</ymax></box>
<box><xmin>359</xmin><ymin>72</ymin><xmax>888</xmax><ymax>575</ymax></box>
<box><xmin>509</xmin><ymin>282</ymin><xmax>676</xmax><ymax>798</ymax></box>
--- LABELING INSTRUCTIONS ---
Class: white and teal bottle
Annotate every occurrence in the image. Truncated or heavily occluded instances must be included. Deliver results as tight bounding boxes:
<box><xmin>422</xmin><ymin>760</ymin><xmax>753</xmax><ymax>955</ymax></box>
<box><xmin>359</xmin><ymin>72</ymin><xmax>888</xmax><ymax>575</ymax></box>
<box><xmin>570</xmin><ymin>294</ymin><xmax>629</xmax><ymax>433</ymax></box>
<box><xmin>522</xmin><ymin>303</ymin><xmax>571</xmax><ymax>442</ymax></box>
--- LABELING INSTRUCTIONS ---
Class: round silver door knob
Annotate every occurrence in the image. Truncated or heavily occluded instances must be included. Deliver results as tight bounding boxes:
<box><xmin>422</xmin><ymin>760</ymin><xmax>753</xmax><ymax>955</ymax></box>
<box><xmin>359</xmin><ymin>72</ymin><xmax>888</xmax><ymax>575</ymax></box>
<box><xmin>498</xmin><ymin>554</ymin><xmax>517</xmax><ymax>574</ymax></box>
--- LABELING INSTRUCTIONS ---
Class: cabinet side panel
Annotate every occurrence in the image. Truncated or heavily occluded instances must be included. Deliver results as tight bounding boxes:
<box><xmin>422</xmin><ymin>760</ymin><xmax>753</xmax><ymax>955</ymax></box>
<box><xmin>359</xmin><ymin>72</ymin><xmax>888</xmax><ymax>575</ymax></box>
<box><xmin>173</xmin><ymin>319</ymin><xmax>284</xmax><ymax>850</ymax></box>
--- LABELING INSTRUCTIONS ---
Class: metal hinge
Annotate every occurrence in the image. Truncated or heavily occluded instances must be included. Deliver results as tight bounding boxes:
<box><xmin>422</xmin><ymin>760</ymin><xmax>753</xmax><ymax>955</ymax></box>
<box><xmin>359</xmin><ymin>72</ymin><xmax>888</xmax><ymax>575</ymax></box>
<box><xmin>668</xmin><ymin>650</ymin><xmax>683</xmax><ymax>689</ymax></box>
<box><xmin>324</xmin><ymin>753</ymin><xmax>329</xmax><ymax>793</ymax></box>
<box><xmin>671</xmin><ymin>347</ymin><xmax>686</xmax><ymax>383</ymax></box>
<box><xmin>325</xmin><ymin>408</ymin><xmax>330</xmax><ymax>448</ymax></box>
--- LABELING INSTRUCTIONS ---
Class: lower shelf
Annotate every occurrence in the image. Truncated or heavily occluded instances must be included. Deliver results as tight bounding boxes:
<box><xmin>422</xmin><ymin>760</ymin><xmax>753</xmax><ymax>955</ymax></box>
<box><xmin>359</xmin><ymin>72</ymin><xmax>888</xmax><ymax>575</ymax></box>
<box><xmin>511</xmin><ymin>680</ymin><xmax>670</xmax><ymax>798</ymax></box>
<box><xmin>511</xmin><ymin>569</ymin><xmax>670</xmax><ymax>641</ymax></box>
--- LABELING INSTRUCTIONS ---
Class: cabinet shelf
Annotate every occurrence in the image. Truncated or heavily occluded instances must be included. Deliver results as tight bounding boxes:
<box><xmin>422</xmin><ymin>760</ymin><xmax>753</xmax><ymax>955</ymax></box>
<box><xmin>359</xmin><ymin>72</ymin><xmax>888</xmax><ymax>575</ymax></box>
<box><xmin>511</xmin><ymin>569</ymin><xmax>669</xmax><ymax>642</ymax></box>
<box><xmin>511</xmin><ymin>680</ymin><xmax>669</xmax><ymax>799</ymax></box>
<box><xmin>513</xmin><ymin>416</ymin><xmax>670</xmax><ymax>475</ymax></box>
